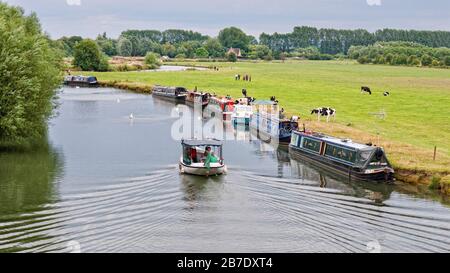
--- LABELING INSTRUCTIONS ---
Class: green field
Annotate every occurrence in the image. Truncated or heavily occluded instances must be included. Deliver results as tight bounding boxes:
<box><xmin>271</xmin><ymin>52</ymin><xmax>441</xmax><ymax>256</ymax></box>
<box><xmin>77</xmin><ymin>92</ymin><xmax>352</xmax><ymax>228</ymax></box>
<box><xmin>89</xmin><ymin>60</ymin><xmax>450</xmax><ymax>175</ymax></box>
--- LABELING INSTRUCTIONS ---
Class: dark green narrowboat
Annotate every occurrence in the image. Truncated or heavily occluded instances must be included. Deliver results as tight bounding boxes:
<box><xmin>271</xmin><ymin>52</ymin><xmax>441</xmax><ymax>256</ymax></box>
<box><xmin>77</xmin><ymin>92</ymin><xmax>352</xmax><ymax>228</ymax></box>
<box><xmin>289</xmin><ymin>131</ymin><xmax>394</xmax><ymax>182</ymax></box>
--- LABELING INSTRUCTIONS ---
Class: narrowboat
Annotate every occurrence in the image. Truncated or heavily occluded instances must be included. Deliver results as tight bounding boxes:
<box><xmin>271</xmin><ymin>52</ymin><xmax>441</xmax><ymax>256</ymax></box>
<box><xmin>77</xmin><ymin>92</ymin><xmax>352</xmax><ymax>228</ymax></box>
<box><xmin>205</xmin><ymin>96</ymin><xmax>235</xmax><ymax>122</ymax></box>
<box><xmin>185</xmin><ymin>90</ymin><xmax>210</xmax><ymax>110</ymax></box>
<box><xmin>289</xmin><ymin>131</ymin><xmax>395</xmax><ymax>182</ymax></box>
<box><xmin>152</xmin><ymin>85</ymin><xmax>187</xmax><ymax>103</ymax></box>
<box><xmin>179</xmin><ymin>139</ymin><xmax>227</xmax><ymax>176</ymax></box>
<box><xmin>63</xmin><ymin>75</ymin><xmax>98</xmax><ymax>87</ymax></box>
<box><xmin>249</xmin><ymin>100</ymin><xmax>298</xmax><ymax>144</ymax></box>
<box><xmin>232</xmin><ymin>104</ymin><xmax>253</xmax><ymax>125</ymax></box>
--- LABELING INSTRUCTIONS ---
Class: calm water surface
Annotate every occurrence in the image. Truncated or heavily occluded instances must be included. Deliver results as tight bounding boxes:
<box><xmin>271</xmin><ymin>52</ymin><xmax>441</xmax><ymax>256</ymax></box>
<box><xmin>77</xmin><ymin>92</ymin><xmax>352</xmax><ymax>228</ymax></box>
<box><xmin>0</xmin><ymin>87</ymin><xmax>449</xmax><ymax>253</ymax></box>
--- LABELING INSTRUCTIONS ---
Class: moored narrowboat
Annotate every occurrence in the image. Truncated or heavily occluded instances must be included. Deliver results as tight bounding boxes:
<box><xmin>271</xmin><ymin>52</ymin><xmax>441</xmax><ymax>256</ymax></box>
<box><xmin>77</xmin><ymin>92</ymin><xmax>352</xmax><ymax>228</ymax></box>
<box><xmin>152</xmin><ymin>85</ymin><xmax>187</xmax><ymax>103</ymax></box>
<box><xmin>232</xmin><ymin>104</ymin><xmax>253</xmax><ymax>125</ymax></box>
<box><xmin>289</xmin><ymin>131</ymin><xmax>395</xmax><ymax>182</ymax></box>
<box><xmin>63</xmin><ymin>75</ymin><xmax>98</xmax><ymax>87</ymax></box>
<box><xmin>205</xmin><ymin>96</ymin><xmax>235</xmax><ymax>122</ymax></box>
<box><xmin>249</xmin><ymin>100</ymin><xmax>298</xmax><ymax>144</ymax></box>
<box><xmin>185</xmin><ymin>90</ymin><xmax>210</xmax><ymax>109</ymax></box>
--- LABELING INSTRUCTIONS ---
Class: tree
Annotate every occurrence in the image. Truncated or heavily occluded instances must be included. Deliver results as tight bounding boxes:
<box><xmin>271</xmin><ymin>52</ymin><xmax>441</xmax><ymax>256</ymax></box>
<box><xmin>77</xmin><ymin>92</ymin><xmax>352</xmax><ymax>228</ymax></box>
<box><xmin>227</xmin><ymin>52</ymin><xmax>237</xmax><ymax>62</ymax></box>
<box><xmin>218</xmin><ymin>27</ymin><xmax>251</xmax><ymax>51</ymax></box>
<box><xmin>421</xmin><ymin>54</ymin><xmax>433</xmax><ymax>66</ymax></box>
<box><xmin>443</xmin><ymin>55</ymin><xmax>450</xmax><ymax>66</ymax></box>
<box><xmin>195</xmin><ymin>47</ymin><xmax>209</xmax><ymax>58</ymax></box>
<box><xmin>204</xmin><ymin>38</ymin><xmax>224</xmax><ymax>58</ymax></box>
<box><xmin>0</xmin><ymin>3</ymin><xmax>61</xmax><ymax>144</ymax></box>
<box><xmin>248</xmin><ymin>45</ymin><xmax>272</xmax><ymax>60</ymax></box>
<box><xmin>144</xmin><ymin>52</ymin><xmax>162</xmax><ymax>69</ymax></box>
<box><xmin>73</xmin><ymin>39</ymin><xmax>109</xmax><ymax>71</ymax></box>
<box><xmin>161</xmin><ymin>42</ymin><xmax>177</xmax><ymax>58</ymax></box>
<box><xmin>117</xmin><ymin>37</ymin><xmax>132</xmax><ymax>56</ymax></box>
<box><xmin>96</xmin><ymin>32</ymin><xmax>117</xmax><ymax>56</ymax></box>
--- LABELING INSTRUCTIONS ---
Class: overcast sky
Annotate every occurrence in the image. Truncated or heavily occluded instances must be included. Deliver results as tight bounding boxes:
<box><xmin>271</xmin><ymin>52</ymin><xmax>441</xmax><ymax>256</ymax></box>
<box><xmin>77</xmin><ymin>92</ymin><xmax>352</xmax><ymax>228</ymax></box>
<box><xmin>2</xmin><ymin>0</ymin><xmax>450</xmax><ymax>39</ymax></box>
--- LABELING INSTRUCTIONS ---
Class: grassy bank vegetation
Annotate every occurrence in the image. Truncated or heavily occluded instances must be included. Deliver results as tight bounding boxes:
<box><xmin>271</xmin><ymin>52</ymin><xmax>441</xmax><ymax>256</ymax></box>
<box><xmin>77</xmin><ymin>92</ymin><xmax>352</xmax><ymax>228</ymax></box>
<box><xmin>85</xmin><ymin>60</ymin><xmax>450</xmax><ymax>191</ymax></box>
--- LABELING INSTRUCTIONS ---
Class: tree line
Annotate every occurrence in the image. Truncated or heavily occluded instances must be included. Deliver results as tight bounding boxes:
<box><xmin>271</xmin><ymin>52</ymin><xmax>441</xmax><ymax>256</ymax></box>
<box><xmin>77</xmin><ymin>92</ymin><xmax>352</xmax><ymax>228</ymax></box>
<box><xmin>348</xmin><ymin>42</ymin><xmax>450</xmax><ymax>67</ymax></box>
<box><xmin>259</xmin><ymin>26</ymin><xmax>450</xmax><ymax>55</ymax></box>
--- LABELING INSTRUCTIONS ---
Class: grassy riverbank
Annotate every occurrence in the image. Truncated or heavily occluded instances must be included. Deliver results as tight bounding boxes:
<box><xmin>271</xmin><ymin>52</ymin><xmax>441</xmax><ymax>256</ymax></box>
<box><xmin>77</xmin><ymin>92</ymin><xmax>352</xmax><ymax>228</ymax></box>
<box><xmin>85</xmin><ymin>60</ymin><xmax>450</xmax><ymax>193</ymax></box>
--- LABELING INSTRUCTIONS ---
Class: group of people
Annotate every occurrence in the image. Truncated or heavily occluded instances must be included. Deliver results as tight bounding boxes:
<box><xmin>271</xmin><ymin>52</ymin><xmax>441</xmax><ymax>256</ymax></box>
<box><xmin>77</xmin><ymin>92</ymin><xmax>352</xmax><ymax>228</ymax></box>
<box><xmin>234</xmin><ymin>74</ymin><xmax>252</xmax><ymax>81</ymax></box>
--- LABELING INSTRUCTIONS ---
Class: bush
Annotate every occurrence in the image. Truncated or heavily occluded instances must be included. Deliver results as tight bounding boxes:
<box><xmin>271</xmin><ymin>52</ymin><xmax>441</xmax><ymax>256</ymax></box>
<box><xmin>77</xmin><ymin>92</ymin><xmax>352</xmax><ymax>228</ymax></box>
<box><xmin>144</xmin><ymin>52</ymin><xmax>162</xmax><ymax>69</ymax></box>
<box><xmin>443</xmin><ymin>55</ymin><xmax>450</xmax><ymax>66</ymax></box>
<box><xmin>227</xmin><ymin>52</ymin><xmax>237</xmax><ymax>62</ymax></box>
<box><xmin>421</xmin><ymin>54</ymin><xmax>433</xmax><ymax>66</ymax></box>
<box><xmin>73</xmin><ymin>39</ymin><xmax>109</xmax><ymax>71</ymax></box>
<box><xmin>407</xmin><ymin>55</ymin><xmax>420</xmax><ymax>66</ymax></box>
<box><xmin>0</xmin><ymin>3</ymin><xmax>61</xmax><ymax>144</ymax></box>
<box><xmin>195</xmin><ymin>47</ymin><xmax>209</xmax><ymax>58</ymax></box>
<box><xmin>175</xmin><ymin>53</ymin><xmax>186</xmax><ymax>59</ymax></box>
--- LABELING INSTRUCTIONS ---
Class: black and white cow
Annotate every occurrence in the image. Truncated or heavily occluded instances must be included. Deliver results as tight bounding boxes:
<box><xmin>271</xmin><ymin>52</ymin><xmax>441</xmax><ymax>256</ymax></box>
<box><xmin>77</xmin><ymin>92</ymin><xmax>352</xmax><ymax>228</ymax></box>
<box><xmin>383</xmin><ymin>91</ymin><xmax>390</xmax><ymax>96</ymax></box>
<box><xmin>311</xmin><ymin>107</ymin><xmax>336</xmax><ymax>122</ymax></box>
<box><xmin>361</xmin><ymin>86</ymin><xmax>372</xmax><ymax>95</ymax></box>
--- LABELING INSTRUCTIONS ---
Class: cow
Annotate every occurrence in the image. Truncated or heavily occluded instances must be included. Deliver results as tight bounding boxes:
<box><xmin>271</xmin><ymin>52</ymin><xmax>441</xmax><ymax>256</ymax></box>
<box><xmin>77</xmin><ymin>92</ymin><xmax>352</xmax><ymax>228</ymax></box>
<box><xmin>383</xmin><ymin>91</ymin><xmax>390</xmax><ymax>96</ymax></box>
<box><xmin>361</xmin><ymin>86</ymin><xmax>372</xmax><ymax>95</ymax></box>
<box><xmin>311</xmin><ymin>107</ymin><xmax>336</xmax><ymax>122</ymax></box>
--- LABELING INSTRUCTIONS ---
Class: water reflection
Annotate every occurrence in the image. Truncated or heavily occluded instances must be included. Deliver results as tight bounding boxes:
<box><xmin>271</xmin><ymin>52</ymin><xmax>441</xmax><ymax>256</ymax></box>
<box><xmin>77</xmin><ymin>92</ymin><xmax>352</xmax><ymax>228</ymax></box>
<box><xmin>0</xmin><ymin>139</ymin><xmax>63</xmax><ymax>252</ymax></box>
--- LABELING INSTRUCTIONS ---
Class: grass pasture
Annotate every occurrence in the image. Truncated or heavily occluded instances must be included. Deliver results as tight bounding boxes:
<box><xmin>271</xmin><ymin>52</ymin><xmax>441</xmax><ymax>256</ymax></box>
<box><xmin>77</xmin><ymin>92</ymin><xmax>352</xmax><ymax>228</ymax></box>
<box><xmin>89</xmin><ymin>60</ymin><xmax>450</xmax><ymax>183</ymax></box>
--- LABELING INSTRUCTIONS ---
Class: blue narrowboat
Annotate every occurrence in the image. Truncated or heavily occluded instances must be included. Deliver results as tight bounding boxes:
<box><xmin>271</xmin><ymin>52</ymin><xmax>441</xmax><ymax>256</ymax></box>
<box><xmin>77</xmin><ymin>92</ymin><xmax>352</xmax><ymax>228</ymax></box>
<box><xmin>249</xmin><ymin>100</ymin><xmax>298</xmax><ymax>144</ymax></box>
<box><xmin>152</xmin><ymin>85</ymin><xmax>188</xmax><ymax>103</ymax></box>
<box><xmin>63</xmin><ymin>75</ymin><xmax>98</xmax><ymax>87</ymax></box>
<box><xmin>289</xmin><ymin>131</ymin><xmax>395</xmax><ymax>182</ymax></box>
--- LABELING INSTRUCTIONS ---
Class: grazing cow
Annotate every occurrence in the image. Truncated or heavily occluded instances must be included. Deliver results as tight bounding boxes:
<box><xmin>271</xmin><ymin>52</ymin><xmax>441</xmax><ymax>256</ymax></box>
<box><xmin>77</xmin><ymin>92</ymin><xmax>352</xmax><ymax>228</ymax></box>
<box><xmin>383</xmin><ymin>91</ymin><xmax>390</xmax><ymax>96</ymax></box>
<box><xmin>311</xmin><ymin>107</ymin><xmax>336</xmax><ymax>122</ymax></box>
<box><xmin>361</xmin><ymin>86</ymin><xmax>372</xmax><ymax>95</ymax></box>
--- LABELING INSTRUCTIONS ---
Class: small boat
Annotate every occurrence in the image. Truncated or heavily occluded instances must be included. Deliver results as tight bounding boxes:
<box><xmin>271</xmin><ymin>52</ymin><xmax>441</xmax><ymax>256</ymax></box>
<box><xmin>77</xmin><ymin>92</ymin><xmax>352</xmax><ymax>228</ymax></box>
<box><xmin>185</xmin><ymin>90</ymin><xmax>210</xmax><ymax>110</ymax></box>
<box><xmin>152</xmin><ymin>85</ymin><xmax>187</xmax><ymax>103</ymax></box>
<box><xmin>232</xmin><ymin>104</ymin><xmax>253</xmax><ymax>125</ymax></box>
<box><xmin>249</xmin><ymin>100</ymin><xmax>298</xmax><ymax>144</ymax></box>
<box><xmin>179</xmin><ymin>139</ymin><xmax>227</xmax><ymax>176</ymax></box>
<box><xmin>205</xmin><ymin>96</ymin><xmax>235</xmax><ymax>122</ymax></box>
<box><xmin>63</xmin><ymin>75</ymin><xmax>98</xmax><ymax>87</ymax></box>
<box><xmin>289</xmin><ymin>131</ymin><xmax>395</xmax><ymax>182</ymax></box>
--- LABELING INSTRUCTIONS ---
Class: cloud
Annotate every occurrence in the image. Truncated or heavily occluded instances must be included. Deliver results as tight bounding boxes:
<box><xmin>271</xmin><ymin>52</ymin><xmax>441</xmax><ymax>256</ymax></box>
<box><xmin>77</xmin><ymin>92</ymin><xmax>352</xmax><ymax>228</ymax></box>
<box><xmin>66</xmin><ymin>0</ymin><xmax>81</xmax><ymax>6</ymax></box>
<box><xmin>366</xmin><ymin>0</ymin><xmax>382</xmax><ymax>6</ymax></box>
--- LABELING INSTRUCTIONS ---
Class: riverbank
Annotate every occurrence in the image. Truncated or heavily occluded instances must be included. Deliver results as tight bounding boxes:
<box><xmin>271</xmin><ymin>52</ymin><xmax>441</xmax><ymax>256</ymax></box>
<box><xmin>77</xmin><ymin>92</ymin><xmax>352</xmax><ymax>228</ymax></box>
<box><xmin>88</xmin><ymin>60</ymin><xmax>450</xmax><ymax>194</ymax></box>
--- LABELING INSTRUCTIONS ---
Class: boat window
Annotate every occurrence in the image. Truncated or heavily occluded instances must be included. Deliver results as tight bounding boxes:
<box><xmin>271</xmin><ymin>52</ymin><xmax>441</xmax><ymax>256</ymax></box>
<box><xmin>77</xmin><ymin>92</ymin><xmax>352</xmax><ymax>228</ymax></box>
<box><xmin>324</xmin><ymin>144</ymin><xmax>357</xmax><ymax>163</ymax></box>
<box><xmin>302</xmin><ymin>138</ymin><xmax>321</xmax><ymax>153</ymax></box>
<box><xmin>291</xmin><ymin>133</ymin><xmax>301</xmax><ymax>147</ymax></box>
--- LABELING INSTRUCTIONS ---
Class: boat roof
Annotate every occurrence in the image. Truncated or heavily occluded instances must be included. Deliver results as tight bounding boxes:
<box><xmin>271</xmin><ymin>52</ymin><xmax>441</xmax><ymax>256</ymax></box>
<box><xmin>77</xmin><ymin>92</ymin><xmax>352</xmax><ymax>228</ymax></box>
<box><xmin>252</xmin><ymin>100</ymin><xmax>277</xmax><ymax>105</ymax></box>
<box><xmin>182</xmin><ymin>139</ymin><xmax>223</xmax><ymax>147</ymax></box>
<box><xmin>300</xmin><ymin>132</ymin><xmax>375</xmax><ymax>151</ymax></box>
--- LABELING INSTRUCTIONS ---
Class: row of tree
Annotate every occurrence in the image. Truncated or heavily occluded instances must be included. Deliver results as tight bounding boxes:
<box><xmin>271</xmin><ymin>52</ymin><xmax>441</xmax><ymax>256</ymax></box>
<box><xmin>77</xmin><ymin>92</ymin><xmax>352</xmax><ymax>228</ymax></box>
<box><xmin>259</xmin><ymin>27</ymin><xmax>450</xmax><ymax>55</ymax></box>
<box><xmin>348</xmin><ymin>42</ymin><xmax>450</xmax><ymax>67</ymax></box>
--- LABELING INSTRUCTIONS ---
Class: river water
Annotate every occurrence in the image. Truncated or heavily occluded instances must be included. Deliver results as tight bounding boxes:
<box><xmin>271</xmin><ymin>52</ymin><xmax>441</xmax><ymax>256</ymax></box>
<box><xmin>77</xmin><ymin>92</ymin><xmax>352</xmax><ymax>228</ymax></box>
<box><xmin>0</xmin><ymin>87</ymin><xmax>449</xmax><ymax>253</ymax></box>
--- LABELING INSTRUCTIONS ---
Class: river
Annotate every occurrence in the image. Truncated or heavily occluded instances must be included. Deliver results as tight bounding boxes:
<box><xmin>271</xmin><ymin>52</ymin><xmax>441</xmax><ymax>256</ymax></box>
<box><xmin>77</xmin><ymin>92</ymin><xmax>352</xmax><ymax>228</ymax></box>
<box><xmin>0</xmin><ymin>87</ymin><xmax>449</xmax><ymax>253</ymax></box>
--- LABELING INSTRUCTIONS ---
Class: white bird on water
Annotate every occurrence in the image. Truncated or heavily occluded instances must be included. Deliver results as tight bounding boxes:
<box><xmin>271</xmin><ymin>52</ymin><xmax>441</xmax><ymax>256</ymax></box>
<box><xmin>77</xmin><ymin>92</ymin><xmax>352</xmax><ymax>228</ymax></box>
<box><xmin>129</xmin><ymin>113</ymin><xmax>134</xmax><ymax>120</ymax></box>
<box><xmin>116</xmin><ymin>98</ymin><xmax>121</xmax><ymax>103</ymax></box>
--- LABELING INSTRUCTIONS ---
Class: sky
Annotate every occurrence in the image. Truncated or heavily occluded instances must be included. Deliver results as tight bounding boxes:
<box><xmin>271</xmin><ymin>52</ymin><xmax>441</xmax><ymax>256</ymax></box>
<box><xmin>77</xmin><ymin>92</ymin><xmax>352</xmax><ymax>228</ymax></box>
<box><xmin>2</xmin><ymin>0</ymin><xmax>450</xmax><ymax>39</ymax></box>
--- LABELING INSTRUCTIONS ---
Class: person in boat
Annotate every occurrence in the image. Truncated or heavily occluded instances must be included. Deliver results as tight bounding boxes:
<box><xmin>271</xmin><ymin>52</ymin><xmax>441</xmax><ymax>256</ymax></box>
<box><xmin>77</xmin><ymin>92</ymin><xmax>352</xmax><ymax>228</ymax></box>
<box><xmin>203</xmin><ymin>146</ymin><xmax>219</xmax><ymax>173</ymax></box>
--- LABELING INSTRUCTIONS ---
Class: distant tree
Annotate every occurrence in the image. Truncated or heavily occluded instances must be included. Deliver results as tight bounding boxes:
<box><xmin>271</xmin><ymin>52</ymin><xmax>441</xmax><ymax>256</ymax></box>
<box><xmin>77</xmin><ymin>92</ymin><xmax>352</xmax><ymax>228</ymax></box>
<box><xmin>195</xmin><ymin>47</ymin><xmax>209</xmax><ymax>58</ymax></box>
<box><xmin>144</xmin><ymin>52</ymin><xmax>161</xmax><ymax>69</ymax></box>
<box><xmin>218</xmin><ymin>27</ymin><xmax>251</xmax><ymax>51</ymax></box>
<box><xmin>421</xmin><ymin>54</ymin><xmax>433</xmax><ymax>66</ymax></box>
<box><xmin>393</xmin><ymin>54</ymin><xmax>408</xmax><ymax>65</ymax></box>
<box><xmin>0</xmin><ymin>3</ymin><xmax>61</xmax><ymax>144</ymax></box>
<box><xmin>96</xmin><ymin>32</ymin><xmax>117</xmax><ymax>56</ymax></box>
<box><xmin>204</xmin><ymin>38</ymin><xmax>224</xmax><ymax>58</ymax></box>
<box><xmin>443</xmin><ymin>55</ymin><xmax>450</xmax><ymax>66</ymax></box>
<box><xmin>162</xmin><ymin>42</ymin><xmax>177</xmax><ymax>58</ymax></box>
<box><xmin>248</xmin><ymin>45</ymin><xmax>272</xmax><ymax>60</ymax></box>
<box><xmin>117</xmin><ymin>37</ymin><xmax>132</xmax><ymax>56</ymax></box>
<box><xmin>227</xmin><ymin>52</ymin><xmax>237</xmax><ymax>62</ymax></box>
<box><xmin>73</xmin><ymin>39</ymin><xmax>109</xmax><ymax>71</ymax></box>
<box><xmin>407</xmin><ymin>55</ymin><xmax>420</xmax><ymax>66</ymax></box>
